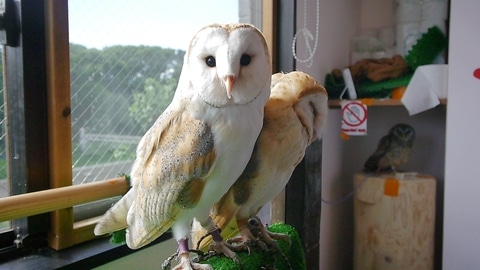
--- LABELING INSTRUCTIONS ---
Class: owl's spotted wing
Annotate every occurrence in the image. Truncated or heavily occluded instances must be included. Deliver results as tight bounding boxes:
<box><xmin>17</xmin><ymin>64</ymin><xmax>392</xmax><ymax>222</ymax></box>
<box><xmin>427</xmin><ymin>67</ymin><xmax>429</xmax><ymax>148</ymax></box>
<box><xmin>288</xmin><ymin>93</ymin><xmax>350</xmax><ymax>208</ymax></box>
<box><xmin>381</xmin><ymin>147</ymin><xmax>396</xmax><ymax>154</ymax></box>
<box><xmin>95</xmin><ymin>104</ymin><xmax>216</xmax><ymax>249</ymax></box>
<box><xmin>127</xmin><ymin>105</ymin><xmax>217</xmax><ymax>249</ymax></box>
<box><xmin>93</xmin><ymin>186</ymin><xmax>134</xmax><ymax>236</ymax></box>
<box><xmin>363</xmin><ymin>134</ymin><xmax>393</xmax><ymax>172</ymax></box>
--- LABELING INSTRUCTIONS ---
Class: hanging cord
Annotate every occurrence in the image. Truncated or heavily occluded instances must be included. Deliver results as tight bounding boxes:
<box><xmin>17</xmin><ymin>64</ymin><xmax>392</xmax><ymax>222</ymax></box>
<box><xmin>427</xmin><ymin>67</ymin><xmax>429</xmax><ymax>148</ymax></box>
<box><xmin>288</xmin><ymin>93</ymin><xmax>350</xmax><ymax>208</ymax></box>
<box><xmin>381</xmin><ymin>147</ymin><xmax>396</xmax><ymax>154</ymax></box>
<box><xmin>291</xmin><ymin>0</ymin><xmax>320</xmax><ymax>68</ymax></box>
<box><xmin>321</xmin><ymin>174</ymin><xmax>368</xmax><ymax>205</ymax></box>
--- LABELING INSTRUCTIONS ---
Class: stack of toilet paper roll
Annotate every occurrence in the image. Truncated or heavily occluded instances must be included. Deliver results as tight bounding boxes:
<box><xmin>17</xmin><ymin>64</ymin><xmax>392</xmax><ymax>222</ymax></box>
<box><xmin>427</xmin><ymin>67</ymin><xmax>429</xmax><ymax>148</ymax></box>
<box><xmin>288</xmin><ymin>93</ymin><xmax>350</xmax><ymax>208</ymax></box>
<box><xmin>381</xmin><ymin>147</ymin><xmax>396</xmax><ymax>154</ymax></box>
<box><xmin>396</xmin><ymin>0</ymin><xmax>448</xmax><ymax>58</ymax></box>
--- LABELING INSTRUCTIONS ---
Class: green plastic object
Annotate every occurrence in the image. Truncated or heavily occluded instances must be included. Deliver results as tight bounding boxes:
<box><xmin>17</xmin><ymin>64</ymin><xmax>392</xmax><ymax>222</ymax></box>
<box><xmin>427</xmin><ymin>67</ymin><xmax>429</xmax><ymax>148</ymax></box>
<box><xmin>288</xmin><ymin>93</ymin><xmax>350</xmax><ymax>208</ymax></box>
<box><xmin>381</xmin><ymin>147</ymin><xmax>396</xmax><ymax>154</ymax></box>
<box><xmin>356</xmin><ymin>74</ymin><xmax>413</xmax><ymax>97</ymax></box>
<box><xmin>324</xmin><ymin>73</ymin><xmax>347</xmax><ymax>99</ymax></box>
<box><xmin>405</xmin><ymin>26</ymin><xmax>448</xmax><ymax>70</ymax></box>
<box><xmin>324</xmin><ymin>73</ymin><xmax>413</xmax><ymax>99</ymax></box>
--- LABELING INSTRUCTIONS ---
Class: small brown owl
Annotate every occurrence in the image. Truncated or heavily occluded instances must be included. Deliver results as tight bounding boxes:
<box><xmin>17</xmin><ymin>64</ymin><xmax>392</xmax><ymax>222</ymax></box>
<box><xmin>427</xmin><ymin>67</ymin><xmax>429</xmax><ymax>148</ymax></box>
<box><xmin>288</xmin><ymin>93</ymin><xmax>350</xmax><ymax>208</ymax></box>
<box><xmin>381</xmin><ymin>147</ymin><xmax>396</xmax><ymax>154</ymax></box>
<box><xmin>363</xmin><ymin>123</ymin><xmax>415</xmax><ymax>173</ymax></box>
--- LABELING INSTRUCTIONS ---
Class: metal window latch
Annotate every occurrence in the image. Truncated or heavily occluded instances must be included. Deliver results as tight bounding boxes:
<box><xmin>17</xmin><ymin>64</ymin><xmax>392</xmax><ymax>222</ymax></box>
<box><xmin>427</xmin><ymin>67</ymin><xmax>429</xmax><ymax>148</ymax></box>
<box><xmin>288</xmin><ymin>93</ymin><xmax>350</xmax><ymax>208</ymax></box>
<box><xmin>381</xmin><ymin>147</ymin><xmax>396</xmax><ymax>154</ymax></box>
<box><xmin>0</xmin><ymin>0</ymin><xmax>20</xmax><ymax>47</ymax></box>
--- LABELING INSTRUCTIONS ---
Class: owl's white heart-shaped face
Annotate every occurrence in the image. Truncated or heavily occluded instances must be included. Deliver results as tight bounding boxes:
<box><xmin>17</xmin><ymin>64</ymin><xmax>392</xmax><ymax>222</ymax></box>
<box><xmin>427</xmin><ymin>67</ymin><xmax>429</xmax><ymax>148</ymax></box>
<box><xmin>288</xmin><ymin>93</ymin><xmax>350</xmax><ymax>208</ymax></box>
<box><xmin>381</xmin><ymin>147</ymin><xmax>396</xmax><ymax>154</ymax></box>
<box><xmin>186</xmin><ymin>24</ymin><xmax>271</xmax><ymax>107</ymax></box>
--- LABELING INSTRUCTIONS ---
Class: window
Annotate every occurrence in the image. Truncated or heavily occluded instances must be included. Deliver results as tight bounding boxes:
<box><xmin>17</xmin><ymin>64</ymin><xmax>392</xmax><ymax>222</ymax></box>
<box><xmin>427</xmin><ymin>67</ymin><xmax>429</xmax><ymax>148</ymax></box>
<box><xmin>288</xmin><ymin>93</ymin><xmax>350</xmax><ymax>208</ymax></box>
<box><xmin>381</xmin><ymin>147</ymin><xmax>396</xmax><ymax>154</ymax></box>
<box><xmin>0</xmin><ymin>0</ymin><xmax>274</xmax><ymax>265</ymax></box>
<box><xmin>67</xmin><ymin>0</ymin><xmax>241</xmax><ymax>223</ymax></box>
<box><xmin>0</xmin><ymin>51</ymin><xmax>8</xmax><ymax>230</ymax></box>
<box><xmin>66</xmin><ymin>0</ymin><xmax>276</xmax><ymax>227</ymax></box>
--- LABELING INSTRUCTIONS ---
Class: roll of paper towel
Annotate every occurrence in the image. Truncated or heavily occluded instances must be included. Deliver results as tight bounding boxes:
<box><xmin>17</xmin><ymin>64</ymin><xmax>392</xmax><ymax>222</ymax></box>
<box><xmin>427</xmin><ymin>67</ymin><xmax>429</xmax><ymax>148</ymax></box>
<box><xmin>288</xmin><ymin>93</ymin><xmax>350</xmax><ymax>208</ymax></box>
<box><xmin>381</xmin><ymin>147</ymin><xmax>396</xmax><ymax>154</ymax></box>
<box><xmin>401</xmin><ymin>64</ymin><xmax>448</xmax><ymax>115</ymax></box>
<box><xmin>396</xmin><ymin>22</ymin><xmax>421</xmax><ymax>56</ymax></box>
<box><xmin>420</xmin><ymin>19</ymin><xmax>446</xmax><ymax>34</ymax></box>
<box><xmin>395</xmin><ymin>0</ymin><xmax>448</xmax><ymax>58</ymax></box>
<box><xmin>396</xmin><ymin>1</ymin><xmax>421</xmax><ymax>23</ymax></box>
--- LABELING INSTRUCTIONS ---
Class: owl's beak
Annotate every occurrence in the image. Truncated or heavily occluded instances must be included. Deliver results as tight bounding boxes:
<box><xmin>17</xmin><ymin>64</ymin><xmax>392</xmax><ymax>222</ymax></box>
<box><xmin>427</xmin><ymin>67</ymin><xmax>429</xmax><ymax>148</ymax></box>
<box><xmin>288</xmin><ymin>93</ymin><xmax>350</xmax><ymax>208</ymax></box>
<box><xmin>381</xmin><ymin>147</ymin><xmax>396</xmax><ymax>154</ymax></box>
<box><xmin>224</xmin><ymin>75</ymin><xmax>236</xmax><ymax>99</ymax></box>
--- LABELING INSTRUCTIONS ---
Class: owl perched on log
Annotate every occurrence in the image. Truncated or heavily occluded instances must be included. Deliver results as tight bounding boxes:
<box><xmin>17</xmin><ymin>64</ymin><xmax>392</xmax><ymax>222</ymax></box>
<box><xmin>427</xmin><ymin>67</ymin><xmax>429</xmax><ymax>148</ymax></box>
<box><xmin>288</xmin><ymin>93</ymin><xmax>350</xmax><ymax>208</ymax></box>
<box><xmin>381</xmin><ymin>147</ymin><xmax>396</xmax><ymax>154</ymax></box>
<box><xmin>192</xmin><ymin>71</ymin><xmax>328</xmax><ymax>256</ymax></box>
<box><xmin>363</xmin><ymin>123</ymin><xmax>415</xmax><ymax>173</ymax></box>
<box><xmin>94</xmin><ymin>23</ymin><xmax>271</xmax><ymax>270</ymax></box>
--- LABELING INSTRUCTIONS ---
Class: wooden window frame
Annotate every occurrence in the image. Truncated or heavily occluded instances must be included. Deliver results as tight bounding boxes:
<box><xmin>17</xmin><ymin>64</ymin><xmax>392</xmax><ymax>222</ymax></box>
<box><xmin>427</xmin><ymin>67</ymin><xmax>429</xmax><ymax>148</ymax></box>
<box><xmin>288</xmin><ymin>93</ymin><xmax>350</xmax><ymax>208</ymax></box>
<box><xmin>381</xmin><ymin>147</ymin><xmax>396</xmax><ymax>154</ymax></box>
<box><xmin>0</xmin><ymin>0</ymin><xmax>129</xmax><ymax>252</ymax></box>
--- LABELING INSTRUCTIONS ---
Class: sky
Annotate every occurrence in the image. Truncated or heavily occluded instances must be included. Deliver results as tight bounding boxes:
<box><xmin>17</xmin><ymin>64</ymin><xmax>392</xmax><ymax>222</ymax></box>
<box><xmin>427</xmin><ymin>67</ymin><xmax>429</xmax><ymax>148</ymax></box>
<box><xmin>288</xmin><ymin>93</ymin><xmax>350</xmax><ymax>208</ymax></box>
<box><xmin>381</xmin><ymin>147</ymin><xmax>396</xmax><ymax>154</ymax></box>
<box><xmin>68</xmin><ymin>0</ymin><xmax>239</xmax><ymax>50</ymax></box>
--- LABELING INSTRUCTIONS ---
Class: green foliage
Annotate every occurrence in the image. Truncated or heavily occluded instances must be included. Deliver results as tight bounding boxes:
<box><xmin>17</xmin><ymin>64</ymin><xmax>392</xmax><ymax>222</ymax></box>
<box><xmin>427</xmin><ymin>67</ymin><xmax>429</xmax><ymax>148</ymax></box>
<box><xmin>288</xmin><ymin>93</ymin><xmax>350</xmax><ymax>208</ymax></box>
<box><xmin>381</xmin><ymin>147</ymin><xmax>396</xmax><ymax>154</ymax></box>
<box><xmin>112</xmin><ymin>143</ymin><xmax>136</xmax><ymax>160</ymax></box>
<box><xmin>69</xmin><ymin>43</ymin><xmax>185</xmax><ymax>138</ymax></box>
<box><xmin>0</xmin><ymin>160</ymin><xmax>6</xmax><ymax>179</ymax></box>
<box><xmin>129</xmin><ymin>77</ymin><xmax>176</xmax><ymax>132</ymax></box>
<box><xmin>72</xmin><ymin>142</ymin><xmax>136</xmax><ymax>166</ymax></box>
<box><xmin>68</xmin><ymin>43</ymin><xmax>185</xmax><ymax>168</ymax></box>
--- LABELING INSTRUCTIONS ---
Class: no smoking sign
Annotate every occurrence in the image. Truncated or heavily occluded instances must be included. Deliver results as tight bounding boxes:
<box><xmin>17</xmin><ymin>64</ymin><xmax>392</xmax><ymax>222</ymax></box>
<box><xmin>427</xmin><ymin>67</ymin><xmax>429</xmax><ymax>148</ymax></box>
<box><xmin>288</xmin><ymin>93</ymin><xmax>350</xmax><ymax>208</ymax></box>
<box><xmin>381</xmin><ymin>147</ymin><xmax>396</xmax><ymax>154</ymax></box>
<box><xmin>341</xmin><ymin>100</ymin><xmax>367</xmax><ymax>136</ymax></box>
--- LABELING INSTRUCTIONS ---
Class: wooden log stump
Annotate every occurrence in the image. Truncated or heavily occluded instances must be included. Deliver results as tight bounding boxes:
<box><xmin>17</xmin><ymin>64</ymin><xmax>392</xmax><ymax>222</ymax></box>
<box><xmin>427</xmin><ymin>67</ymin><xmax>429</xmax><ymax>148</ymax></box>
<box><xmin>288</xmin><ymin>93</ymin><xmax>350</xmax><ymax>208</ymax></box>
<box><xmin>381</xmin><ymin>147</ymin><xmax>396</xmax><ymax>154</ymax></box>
<box><xmin>353</xmin><ymin>173</ymin><xmax>436</xmax><ymax>270</ymax></box>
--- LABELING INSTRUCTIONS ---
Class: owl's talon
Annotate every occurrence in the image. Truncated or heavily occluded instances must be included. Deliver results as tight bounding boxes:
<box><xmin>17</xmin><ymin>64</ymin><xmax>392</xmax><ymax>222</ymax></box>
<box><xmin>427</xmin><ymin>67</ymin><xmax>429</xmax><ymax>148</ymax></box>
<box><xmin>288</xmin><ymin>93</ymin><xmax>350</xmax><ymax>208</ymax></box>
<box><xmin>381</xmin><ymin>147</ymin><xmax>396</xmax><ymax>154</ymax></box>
<box><xmin>243</xmin><ymin>216</ymin><xmax>293</xmax><ymax>270</ymax></box>
<box><xmin>162</xmin><ymin>252</ymin><xmax>178</xmax><ymax>270</ymax></box>
<box><xmin>171</xmin><ymin>252</ymin><xmax>213</xmax><ymax>270</ymax></box>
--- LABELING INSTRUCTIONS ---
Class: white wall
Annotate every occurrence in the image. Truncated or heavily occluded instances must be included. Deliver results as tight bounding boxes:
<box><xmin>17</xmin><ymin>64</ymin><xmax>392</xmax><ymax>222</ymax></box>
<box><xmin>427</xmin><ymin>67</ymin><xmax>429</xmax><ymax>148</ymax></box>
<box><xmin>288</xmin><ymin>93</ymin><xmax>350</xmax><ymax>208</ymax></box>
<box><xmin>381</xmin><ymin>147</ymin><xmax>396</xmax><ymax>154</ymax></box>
<box><xmin>443</xmin><ymin>0</ymin><xmax>480</xmax><ymax>268</ymax></box>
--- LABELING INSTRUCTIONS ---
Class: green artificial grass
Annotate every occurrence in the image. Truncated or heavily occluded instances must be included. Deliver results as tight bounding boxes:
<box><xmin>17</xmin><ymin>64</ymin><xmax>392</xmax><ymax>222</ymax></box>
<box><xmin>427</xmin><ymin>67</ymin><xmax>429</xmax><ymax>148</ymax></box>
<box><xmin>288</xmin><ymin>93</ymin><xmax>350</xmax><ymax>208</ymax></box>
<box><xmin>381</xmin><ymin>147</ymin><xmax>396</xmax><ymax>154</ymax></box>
<box><xmin>200</xmin><ymin>223</ymin><xmax>306</xmax><ymax>270</ymax></box>
<box><xmin>110</xmin><ymin>228</ymin><xmax>127</xmax><ymax>244</ymax></box>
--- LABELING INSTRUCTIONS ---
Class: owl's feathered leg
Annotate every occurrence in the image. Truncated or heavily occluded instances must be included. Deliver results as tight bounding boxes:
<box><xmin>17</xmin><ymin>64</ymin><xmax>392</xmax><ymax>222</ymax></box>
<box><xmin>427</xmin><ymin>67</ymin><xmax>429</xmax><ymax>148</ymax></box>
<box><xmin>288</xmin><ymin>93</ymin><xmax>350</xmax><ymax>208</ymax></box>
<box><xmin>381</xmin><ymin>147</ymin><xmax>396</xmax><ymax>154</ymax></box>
<box><xmin>202</xmin><ymin>227</ymin><xmax>242</xmax><ymax>264</ymax></box>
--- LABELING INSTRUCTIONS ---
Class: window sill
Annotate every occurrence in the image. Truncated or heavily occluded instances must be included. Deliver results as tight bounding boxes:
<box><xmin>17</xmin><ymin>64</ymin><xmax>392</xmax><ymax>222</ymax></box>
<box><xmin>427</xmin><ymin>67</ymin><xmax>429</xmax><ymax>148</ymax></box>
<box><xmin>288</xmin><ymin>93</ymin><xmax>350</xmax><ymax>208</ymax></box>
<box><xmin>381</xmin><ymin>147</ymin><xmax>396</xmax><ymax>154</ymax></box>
<box><xmin>0</xmin><ymin>233</ymin><xmax>172</xmax><ymax>270</ymax></box>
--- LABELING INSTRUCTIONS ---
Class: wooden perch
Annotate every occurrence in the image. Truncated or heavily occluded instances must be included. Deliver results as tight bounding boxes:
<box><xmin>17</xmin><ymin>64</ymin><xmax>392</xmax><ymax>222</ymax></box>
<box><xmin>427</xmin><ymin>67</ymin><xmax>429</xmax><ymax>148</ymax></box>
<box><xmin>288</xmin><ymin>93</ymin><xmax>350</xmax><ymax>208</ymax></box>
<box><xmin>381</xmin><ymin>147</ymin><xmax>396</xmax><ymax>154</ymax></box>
<box><xmin>0</xmin><ymin>177</ymin><xmax>128</xmax><ymax>222</ymax></box>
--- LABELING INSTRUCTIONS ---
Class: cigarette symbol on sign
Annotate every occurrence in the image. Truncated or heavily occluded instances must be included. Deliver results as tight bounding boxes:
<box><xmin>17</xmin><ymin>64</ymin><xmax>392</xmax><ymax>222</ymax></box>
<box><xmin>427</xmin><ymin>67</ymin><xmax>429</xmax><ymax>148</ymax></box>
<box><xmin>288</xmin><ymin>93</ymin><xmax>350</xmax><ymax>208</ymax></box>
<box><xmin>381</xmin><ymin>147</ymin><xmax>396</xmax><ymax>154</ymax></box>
<box><xmin>346</xmin><ymin>106</ymin><xmax>362</xmax><ymax>124</ymax></box>
<box><xmin>342</xmin><ymin>102</ymin><xmax>367</xmax><ymax>127</ymax></box>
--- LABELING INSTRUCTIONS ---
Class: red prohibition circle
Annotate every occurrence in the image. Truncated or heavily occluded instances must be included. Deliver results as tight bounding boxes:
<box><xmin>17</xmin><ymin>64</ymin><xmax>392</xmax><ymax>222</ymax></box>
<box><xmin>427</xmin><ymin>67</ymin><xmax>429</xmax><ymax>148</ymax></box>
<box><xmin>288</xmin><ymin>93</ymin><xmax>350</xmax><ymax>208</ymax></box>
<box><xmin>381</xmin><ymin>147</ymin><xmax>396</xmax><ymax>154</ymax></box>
<box><xmin>341</xmin><ymin>101</ymin><xmax>367</xmax><ymax>127</ymax></box>
<box><xmin>474</xmin><ymin>68</ymin><xmax>480</xmax><ymax>80</ymax></box>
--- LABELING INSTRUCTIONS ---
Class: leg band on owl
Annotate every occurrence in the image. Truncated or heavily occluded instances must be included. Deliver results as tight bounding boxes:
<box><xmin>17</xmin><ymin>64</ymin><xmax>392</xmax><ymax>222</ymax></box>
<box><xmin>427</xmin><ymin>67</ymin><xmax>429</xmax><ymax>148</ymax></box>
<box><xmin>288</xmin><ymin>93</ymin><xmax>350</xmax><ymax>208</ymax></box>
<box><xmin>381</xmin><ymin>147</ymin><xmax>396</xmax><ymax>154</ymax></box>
<box><xmin>209</xmin><ymin>227</ymin><xmax>224</xmax><ymax>243</ymax></box>
<box><xmin>177</xmin><ymin>237</ymin><xmax>189</xmax><ymax>254</ymax></box>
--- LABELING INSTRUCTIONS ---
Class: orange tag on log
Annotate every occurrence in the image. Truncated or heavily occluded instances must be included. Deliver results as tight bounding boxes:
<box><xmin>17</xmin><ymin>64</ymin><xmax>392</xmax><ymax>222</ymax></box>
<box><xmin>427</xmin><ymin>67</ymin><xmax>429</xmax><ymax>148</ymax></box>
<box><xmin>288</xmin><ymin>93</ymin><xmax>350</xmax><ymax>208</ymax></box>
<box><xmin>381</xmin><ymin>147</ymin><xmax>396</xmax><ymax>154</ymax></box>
<box><xmin>384</xmin><ymin>178</ymin><xmax>400</xmax><ymax>197</ymax></box>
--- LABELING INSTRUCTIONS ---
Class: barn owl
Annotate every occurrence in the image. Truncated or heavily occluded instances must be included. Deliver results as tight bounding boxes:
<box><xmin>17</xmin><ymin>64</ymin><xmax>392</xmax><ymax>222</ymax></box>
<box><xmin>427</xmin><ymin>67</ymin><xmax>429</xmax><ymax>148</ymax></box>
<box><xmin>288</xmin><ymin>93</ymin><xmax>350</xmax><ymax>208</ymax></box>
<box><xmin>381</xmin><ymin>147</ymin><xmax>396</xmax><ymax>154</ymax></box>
<box><xmin>363</xmin><ymin>123</ymin><xmax>415</xmax><ymax>173</ymax></box>
<box><xmin>94</xmin><ymin>23</ymin><xmax>271</xmax><ymax>270</ymax></box>
<box><xmin>192</xmin><ymin>71</ymin><xmax>328</xmax><ymax>255</ymax></box>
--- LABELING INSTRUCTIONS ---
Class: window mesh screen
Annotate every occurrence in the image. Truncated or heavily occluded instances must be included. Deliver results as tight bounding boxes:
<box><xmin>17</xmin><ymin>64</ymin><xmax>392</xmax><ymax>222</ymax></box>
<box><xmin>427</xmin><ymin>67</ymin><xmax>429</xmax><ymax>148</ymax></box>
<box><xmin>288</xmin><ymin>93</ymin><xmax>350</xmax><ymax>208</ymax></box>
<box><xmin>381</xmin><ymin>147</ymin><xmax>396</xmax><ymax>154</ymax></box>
<box><xmin>68</xmin><ymin>1</ymin><xmax>238</xmax><ymax>185</ymax></box>
<box><xmin>0</xmin><ymin>51</ymin><xmax>6</xmax><ymax>198</ymax></box>
<box><xmin>69</xmin><ymin>0</ymin><xmax>235</xmax><ymax>221</ymax></box>
<box><xmin>0</xmin><ymin>49</ymin><xmax>9</xmax><ymax>231</ymax></box>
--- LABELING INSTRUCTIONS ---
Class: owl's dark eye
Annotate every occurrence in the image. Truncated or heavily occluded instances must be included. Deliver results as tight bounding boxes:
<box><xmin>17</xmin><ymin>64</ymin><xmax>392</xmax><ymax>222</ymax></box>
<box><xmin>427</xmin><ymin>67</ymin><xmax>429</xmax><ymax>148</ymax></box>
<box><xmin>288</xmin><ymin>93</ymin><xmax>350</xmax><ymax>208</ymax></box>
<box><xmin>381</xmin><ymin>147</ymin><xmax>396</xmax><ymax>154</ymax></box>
<box><xmin>205</xmin><ymin>56</ymin><xmax>216</xmax><ymax>67</ymax></box>
<box><xmin>240</xmin><ymin>54</ymin><xmax>251</xmax><ymax>66</ymax></box>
